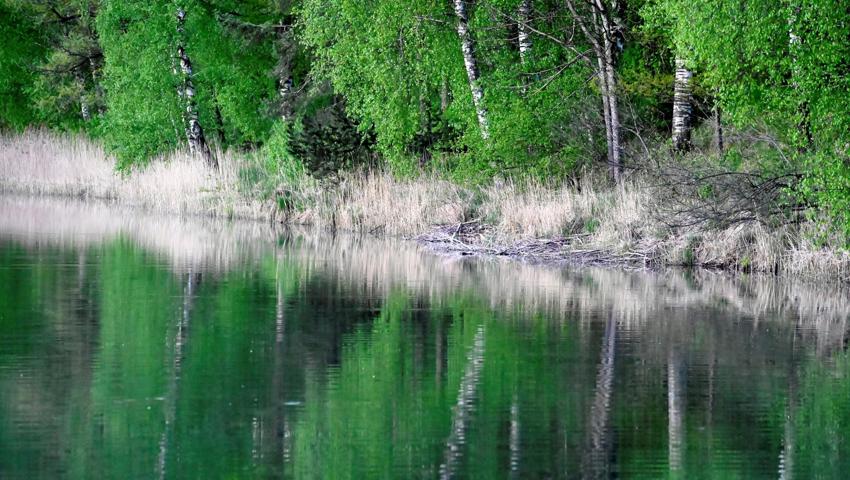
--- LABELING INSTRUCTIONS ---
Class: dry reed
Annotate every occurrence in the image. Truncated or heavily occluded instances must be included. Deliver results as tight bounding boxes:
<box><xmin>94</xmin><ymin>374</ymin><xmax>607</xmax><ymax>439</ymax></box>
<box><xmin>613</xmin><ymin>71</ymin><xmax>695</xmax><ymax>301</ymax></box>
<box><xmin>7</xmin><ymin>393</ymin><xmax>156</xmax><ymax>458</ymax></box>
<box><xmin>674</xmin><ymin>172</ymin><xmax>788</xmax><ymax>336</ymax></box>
<box><xmin>2</xmin><ymin>129</ymin><xmax>850</xmax><ymax>279</ymax></box>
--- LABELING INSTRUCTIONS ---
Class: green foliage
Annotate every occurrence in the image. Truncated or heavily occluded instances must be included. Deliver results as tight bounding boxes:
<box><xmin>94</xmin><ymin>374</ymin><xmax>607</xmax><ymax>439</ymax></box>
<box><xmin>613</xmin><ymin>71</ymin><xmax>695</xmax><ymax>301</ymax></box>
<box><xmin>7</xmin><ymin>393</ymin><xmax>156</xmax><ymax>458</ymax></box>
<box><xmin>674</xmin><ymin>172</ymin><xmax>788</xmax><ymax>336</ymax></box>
<box><xmin>300</xmin><ymin>0</ymin><xmax>595</xmax><ymax>181</ymax></box>
<box><xmin>799</xmin><ymin>150</ymin><xmax>850</xmax><ymax>240</ymax></box>
<box><xmin>3</xmin><ymin>0</ymin><xmax>850</xmax><ymax>238</ymax></box>
<box><xmin>96</xmin><ymin>0</ymin><xmax>182</xmax><ymax>166</ymax></box>
<box><xmin>96</xmin><ymin>0</ymin><xmax>277</xmax><ymax>167</ymax></box>
<box><xmin>0</xmin><ymin>3</ymin><xmax>46</xmax><ymax>129</ymax></box>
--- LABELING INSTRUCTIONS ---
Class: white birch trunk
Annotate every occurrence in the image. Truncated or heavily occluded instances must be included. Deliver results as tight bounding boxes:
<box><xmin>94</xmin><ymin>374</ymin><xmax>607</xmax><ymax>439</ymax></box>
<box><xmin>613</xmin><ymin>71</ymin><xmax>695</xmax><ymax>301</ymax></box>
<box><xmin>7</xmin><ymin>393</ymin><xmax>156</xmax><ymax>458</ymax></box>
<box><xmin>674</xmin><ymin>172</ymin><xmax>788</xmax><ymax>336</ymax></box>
<box><xmin>672</xmin><ymin>57</ymin><xmax>693</xmax><ymax>152</ymax></box>
<box><xmin>80</xmin><ymin>98</ymin><xmax>91</xmax><ymax>122</ymax></box>
<box><xmin>597</xmin><ymin>56</ymin><xmax>614</xmax><ymax>169</ymax></box>
<box><xmin>566</xmin><ymin>0</ymin><xmax>624</xmax><ymax>181</ymax></box>
<box><xmin>601</xmin><ymin>26</ymin><xmax>622</xmax><ymax>181</ymax></box>
<box><xmin>517</xmin><ymin>0</ymin><xmax>532</xmax><ymax>63</ymax></box>
<box><xmin>277</xmin><ymin>20</ymin><xmax>295</xmax><ymax>122</ymax></box>
<box><xmin>176</xmin><ymin>8</ymin><xmax>215</xmax><ymax>168</ymax></box>
<box><xmin>605</xmin><ymin>54</ymin><xmax>622</xmax><ymax>182</ymax></box>
<box><xmin>593</xmin><ymin>0</ymin><xmax>623</xmax><ymax>181</ymax></box>
<box><xmin>452</xmin><ymin>0</ymin><xmax>489</xmax><ymax>139</ymax></box>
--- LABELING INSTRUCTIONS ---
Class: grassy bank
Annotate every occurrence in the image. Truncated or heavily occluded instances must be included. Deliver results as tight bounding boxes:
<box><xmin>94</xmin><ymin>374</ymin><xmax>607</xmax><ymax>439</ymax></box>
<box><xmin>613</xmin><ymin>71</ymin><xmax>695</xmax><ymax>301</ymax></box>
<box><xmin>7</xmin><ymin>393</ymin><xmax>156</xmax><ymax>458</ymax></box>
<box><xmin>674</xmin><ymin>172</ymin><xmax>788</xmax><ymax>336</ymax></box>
<box><xmin>2</xmin><ymin>130</ymin><xmax>849</xmax><ymax>279</ymax></box>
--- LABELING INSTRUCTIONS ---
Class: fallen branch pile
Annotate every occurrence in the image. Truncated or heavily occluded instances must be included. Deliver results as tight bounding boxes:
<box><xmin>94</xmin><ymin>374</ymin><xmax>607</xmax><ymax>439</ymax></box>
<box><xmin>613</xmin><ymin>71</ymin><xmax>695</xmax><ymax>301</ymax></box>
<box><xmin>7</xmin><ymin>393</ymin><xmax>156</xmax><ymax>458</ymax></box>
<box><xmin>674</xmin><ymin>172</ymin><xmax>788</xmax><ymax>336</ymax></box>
<box><xmin>415</xmin><ymin>220</ymin><xmax>660</xmax><ymax>267</ymax></box>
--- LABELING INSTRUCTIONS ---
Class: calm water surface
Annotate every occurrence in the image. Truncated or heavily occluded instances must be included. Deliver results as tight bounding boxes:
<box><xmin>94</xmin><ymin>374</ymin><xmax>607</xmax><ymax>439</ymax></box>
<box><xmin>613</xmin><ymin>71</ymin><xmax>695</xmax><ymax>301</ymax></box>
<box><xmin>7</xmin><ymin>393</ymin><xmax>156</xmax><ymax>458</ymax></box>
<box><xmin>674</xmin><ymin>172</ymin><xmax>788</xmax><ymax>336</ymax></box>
<box><xmin>1</xmin><ymin>195</ymin><xmax>849</xmax><ymax>479</ymax></box>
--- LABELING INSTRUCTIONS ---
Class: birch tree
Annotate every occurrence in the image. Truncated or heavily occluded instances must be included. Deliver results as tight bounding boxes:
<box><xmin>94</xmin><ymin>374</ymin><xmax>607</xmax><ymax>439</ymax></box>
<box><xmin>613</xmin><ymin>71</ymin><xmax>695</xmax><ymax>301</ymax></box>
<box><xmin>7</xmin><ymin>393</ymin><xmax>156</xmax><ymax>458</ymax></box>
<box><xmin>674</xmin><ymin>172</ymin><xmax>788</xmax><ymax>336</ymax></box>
<box><xmin>671</xmin><ymin>56</ymin><xmax>692</xmax><ymax>152</ymax></box>
<box><xmin>452</xmin><ymin>0</ymin><xmax>490</xmax><ymax>139</ymax></box>
<box><xmin>175</xmin><ymin>7</ymin><xmax>214</xmax><ymax>167</ymax></box>
<box><xmin>517</xmin><ymin>0</ymin><xmax>532</xmax><ymax>64</ymax></box>
<box><xmin>566</xmin><ymin>0</ymin><xmax>625</xmax><ymax>182</ymax></box>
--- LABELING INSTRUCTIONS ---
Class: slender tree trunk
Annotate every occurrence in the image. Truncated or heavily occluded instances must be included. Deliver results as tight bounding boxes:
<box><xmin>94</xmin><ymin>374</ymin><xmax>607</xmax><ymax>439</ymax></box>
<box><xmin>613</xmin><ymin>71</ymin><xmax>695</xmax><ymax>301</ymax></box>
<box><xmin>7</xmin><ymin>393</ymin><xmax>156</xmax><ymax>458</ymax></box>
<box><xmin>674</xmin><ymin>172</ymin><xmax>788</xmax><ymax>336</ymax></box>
<box><xmin>565</xmin><ymin>0</ymin><xmax>623</xmax><ymax>181</ymax></box>
<box><xmin>517</xmin><ymin>0</ymin><xmax>533</xmax><ymax>97</ymax></box>
<box><xmin>517</xmin><ymin>0</ymin><xmax>533</xmax><ymax>63</ymax></box>
<box><xmin>601</xmin><ymin>25</ymin><xmax>622</xmax><ymax>181</ymax></box>
<box><xmin>672</xmin><ymin>57</ymin><xmax>693</xmax><ymax>152</ymax></box>
<box><xmin>597</xmin><ymin>57</ymin><xmax>614</xmax><ymax>169</ymax></box>
<box><xmin>605</xmin><ymin>54</ymin><xmax>622</xmax><ymax>181</ymax></box>
<box><xmin>452</xmin><ymin>0</ymin><xmax>489</xmax><ymax>139</ymax></box>
<box><xmin>80</xmin><ymin>95</ymin><xmax>91</xmax><ymax>122</ymax></box>
<box><xmin>713</xmin><ymin>103</ymin><xmax>724</xmax><ymax>154</ymax></box>
<box><xmin>176</xmin><ymin>8</ymin><xmax>215</xmax><ymax>168</ymax></box>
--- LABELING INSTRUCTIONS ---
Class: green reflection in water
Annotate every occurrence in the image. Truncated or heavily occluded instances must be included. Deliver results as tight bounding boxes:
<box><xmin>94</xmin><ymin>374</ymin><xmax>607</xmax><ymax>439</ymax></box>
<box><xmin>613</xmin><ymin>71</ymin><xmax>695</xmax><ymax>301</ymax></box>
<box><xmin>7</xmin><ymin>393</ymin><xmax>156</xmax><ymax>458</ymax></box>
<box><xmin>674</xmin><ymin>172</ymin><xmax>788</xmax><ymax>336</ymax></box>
<box><xmin>0</xmin><ymin>226</ymin><xmax>849</xmax><ymax>479</ymax></box>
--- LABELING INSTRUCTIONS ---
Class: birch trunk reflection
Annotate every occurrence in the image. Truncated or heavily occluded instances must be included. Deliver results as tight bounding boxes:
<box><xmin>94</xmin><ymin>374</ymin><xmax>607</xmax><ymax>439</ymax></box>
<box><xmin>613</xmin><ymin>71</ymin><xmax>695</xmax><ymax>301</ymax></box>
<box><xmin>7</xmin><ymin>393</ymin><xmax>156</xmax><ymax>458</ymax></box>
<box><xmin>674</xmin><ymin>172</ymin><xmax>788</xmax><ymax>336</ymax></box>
<box><xmin>668</xmin><ymin>349</ymin><xmax>685</xmax><ymax>475</ymax></box>
<box><xmin>582</xmin><ymin>311</ymin><xmax>617</xmax><ymax>479</ymax></box>
<box><xmin>156</xmin><ymin>272</ymin><xmax>200</xmax><ymax>479</ymax></box>
<box><xmin>440</xmin><ymin>324</ymin><xmax>486</xmax><ymax>479</ymax></box>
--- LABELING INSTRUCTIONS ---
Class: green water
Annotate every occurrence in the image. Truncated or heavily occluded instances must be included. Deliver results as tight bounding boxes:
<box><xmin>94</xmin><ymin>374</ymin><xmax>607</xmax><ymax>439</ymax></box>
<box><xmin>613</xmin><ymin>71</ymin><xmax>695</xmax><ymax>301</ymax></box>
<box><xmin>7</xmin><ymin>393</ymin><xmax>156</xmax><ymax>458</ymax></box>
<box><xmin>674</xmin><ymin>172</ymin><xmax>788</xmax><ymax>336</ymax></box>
<box><xmin>1</xmin><ymin>196</ymin><xmax>849</xmax><ymax>479</ymax></box>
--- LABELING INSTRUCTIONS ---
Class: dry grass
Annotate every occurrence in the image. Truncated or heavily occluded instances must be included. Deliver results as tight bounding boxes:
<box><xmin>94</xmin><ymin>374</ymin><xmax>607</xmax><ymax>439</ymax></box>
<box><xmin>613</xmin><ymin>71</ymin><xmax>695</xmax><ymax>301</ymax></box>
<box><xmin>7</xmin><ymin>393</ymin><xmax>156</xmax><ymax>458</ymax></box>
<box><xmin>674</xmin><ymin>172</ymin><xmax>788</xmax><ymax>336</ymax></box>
<box><xmin>3</xmin><ymin>129</ymin><xmax>850</xmax><ymax>279</ymax></box>
<box><xmin>0</xmin><ymin>129</ymin><xmax>268</xmax><ymax>219</ymax></box>
<box><xmin>290</xmin><ymin>171</ymin><xmax>466</xmax><ymax>235</ymax></box>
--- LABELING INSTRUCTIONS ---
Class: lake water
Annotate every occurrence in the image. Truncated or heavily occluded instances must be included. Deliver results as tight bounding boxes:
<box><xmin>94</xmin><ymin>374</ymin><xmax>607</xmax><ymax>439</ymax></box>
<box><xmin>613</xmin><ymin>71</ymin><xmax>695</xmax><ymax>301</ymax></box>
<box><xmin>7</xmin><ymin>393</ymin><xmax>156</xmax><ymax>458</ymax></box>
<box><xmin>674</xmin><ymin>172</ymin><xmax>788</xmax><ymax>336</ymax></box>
<box><xmin>0</xmin><ymin>195</ymin><xmax>849</xmax><ymax>479</ymax></box>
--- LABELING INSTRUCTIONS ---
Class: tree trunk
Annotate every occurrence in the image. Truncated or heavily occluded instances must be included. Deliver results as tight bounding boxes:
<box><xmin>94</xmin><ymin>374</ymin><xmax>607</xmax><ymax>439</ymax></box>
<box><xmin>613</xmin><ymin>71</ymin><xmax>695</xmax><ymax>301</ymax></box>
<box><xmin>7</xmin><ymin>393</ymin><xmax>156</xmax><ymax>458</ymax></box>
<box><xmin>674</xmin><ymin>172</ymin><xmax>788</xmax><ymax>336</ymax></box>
<box><xmin>600</xmin><ymin>15</ymin><xmax>622</xmax><ymax>182</ymax></box>
<box><xmin>597</xmin><ymin>57</ymin><xmax>614</xmax><ymax>169</ymax></box>
<box><xmin>452</xmin><ymin>0</ymin><xmax>489</xmax><ymax>139</ymax></box>
<box><xmin>605</xmin><ymin>54</ymin><xmax>622</xmax><ymax>182</ymax></box>
<box><xmin>277</xmin><ymin>26</ymin><xmax>295</xmax><ymax>122</ymax></box>
<box><xmin>672</xmin><ymin>57</ymin><xmax>693</xmax><ymax>152</ymax></box>
<box><xmin>713</xmin><ymin>103</ymin><xmax>724</xmax><ymax>154</ymax></box>
<box><xmin>80</xmin><ymin>95</ymin><xmax>91</xmax><ymax>122</ymax></box>
<box><xmin>176</xmin><ymin>8</ymin><xmax>215</xmax><ymax>168</ymax></box>
<box><xmin>76</xmin><ymin>71</ymin><xmax>91</xmax><ymax>122</ymax></box>
<box><xmin>517</xmin><ymin>0</ymin><xmax>532</xmax><ymax>63</ymax></box>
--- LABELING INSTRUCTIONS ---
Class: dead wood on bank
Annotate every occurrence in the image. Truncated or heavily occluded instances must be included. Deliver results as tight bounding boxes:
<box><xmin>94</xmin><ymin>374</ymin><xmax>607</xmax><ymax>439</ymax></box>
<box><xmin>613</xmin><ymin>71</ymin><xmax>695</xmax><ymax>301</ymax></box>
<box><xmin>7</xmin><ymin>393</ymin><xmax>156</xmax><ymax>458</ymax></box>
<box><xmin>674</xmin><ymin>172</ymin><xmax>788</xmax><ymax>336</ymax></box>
<box><xmin>415</xmin><ymin>220</ymin><xmax>659</xmax><ymax>268</ymax></box>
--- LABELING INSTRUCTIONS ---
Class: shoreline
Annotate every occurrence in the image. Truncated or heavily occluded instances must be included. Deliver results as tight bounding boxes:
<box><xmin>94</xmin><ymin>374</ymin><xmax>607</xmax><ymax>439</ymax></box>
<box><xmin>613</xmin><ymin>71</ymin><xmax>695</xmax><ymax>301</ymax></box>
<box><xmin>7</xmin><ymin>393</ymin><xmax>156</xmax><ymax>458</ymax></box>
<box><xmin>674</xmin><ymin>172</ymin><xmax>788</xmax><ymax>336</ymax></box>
<box><xmin>3</xmin><ymin>131</ymin><xmax>850</xmax><ymax>282</ymax></box>
<box><xmin>1</xmin><ymin>183</ymin><xmax>848</xmax><ymax>283</ymax></box>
